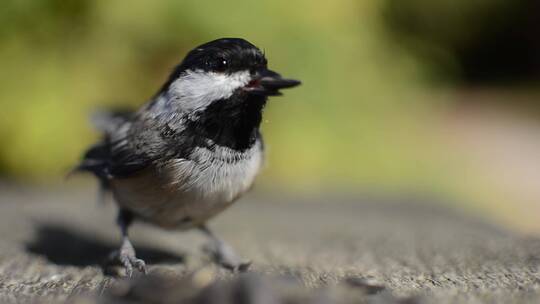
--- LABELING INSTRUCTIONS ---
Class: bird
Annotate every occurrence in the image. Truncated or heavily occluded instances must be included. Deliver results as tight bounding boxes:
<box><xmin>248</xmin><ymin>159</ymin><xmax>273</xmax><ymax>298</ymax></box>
<box><xmin>74</xmin><ymin>38</ymin><xmax>301</xmax><ymax>276</ymax></box>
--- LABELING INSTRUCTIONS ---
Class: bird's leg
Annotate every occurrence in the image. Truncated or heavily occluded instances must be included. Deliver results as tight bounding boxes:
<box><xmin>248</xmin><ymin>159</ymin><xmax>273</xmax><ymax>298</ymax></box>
<box><xmin>199</xmin><ymin>225</ymin><xmax>251</xmax><ymax>272</ymax></box>
<box><xmin>109</xmin><ymin>209</ymin><xmax>147</xmax><ymax>277</ymax></box>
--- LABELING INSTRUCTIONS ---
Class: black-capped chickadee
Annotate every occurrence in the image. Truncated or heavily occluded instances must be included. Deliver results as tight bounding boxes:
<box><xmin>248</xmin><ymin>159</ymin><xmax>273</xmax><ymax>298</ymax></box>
<box><xmin>74</xmin><ymin>38</ymin><xmax>301</xmax><ymax>275</ymax></box>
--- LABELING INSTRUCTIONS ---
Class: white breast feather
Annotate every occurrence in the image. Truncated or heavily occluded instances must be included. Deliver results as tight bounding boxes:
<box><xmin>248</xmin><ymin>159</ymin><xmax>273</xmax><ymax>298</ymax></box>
<box><xmin>169</xmin><ymin>141</ymin><xmax>263</xmax><ymax>203</ymax></box>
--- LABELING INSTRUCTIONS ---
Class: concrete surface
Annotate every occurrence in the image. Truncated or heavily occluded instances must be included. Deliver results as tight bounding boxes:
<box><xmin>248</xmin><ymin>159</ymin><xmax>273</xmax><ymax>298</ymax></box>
<box><xmin>0</xmin><ymin>184</ymin><xmax>539</xmax><ymax>303</ymax></box>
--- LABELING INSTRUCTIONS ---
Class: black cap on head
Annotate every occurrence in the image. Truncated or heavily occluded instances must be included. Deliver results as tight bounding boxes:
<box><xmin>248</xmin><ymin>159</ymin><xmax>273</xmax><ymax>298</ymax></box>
<box><xmin>179</xmin><ymin>38</ymin><xmax>267</xmax><ymax>73</ymax></box>
<box><xmin>158</xmin><ymin>38</ymin><xmax>300</xmax><ymax>97</ymax></box>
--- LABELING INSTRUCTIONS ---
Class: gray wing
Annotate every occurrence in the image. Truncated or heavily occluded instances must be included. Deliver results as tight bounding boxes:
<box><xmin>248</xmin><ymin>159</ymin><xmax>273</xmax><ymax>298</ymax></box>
<box><xmin>75</xmin><ymin>104</ymin><xmax>192</xmax><ymax>182</ymax></box>
<box><xmin>75</xmin><ymin>110</ymin><xmax>157</xmax><ymax>180</ymax></box>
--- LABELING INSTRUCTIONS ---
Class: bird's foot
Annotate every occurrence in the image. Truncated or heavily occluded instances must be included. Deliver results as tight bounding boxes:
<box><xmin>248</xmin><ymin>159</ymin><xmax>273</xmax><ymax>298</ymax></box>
<box><xmin>109</xmin><ymin>239</ymin><xmax>147</xmax><ymax>277</ymax></box>
<box><xmin>203</xmin><ymin>241</ymin><xmax>251</xmax><ymax>272</ymax></box>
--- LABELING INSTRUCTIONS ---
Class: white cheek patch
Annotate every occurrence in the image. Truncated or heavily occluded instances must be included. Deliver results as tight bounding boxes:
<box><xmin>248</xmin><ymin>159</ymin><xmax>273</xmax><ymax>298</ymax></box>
<box><xmin>169</xmin><ymin>70</ymin><xmax>251</xmax><ymax>112</ymax></box>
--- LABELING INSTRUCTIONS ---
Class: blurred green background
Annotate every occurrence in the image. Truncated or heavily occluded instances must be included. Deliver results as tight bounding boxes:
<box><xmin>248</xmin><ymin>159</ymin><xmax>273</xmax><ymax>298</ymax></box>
<box><xmin>1</xmin><ymin>1</ymin><xmax>539</xmax><ymax>231</ymax></box>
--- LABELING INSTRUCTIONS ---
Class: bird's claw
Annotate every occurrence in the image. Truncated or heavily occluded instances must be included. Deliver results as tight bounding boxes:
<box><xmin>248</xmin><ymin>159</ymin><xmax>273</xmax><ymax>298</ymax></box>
<box><xmin>108</xmin><ymin>239</ymin><xmax>148</xmax><ymax>277</ymax></box>
<box><xmin>225</xmin><ymin>260</ymin><xmax>252</xmax><ymax>272</ymax></box>
<box><xmin>119</xmin><ymin>254</ymin><xmax>147</xmax><ymax>277</ymax></box>
<box><xmin>203</xmin><ymin>243</ymin><xmax>251</xmax><ymax>272</ymax></box>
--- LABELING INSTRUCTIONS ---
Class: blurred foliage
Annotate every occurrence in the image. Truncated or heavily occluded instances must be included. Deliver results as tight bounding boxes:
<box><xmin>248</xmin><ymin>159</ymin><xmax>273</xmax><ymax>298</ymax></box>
<box><xmin>383</xmin><ymin>0</ymin><xmax>540</xmax><ymax>84</ymax></box>
<box><xmin>0</xmin><ymin>0</ymin><xmax>535</xmax><ymax>202</ymax></box>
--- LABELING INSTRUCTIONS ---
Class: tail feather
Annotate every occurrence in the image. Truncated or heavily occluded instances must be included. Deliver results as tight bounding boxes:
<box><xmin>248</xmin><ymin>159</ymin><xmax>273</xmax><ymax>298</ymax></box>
<box><xmin>90</xmin><ymin>108</ymin><xmax>134</xmax><ymax>134</ymax></box>
<box><xmin>68</xmin><ymin>108</ymin><xmax>134</xmax><ymax>204</ymax></box>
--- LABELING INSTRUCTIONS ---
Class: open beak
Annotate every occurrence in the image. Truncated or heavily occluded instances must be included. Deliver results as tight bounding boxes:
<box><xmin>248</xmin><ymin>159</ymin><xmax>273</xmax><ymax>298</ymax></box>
<box><xmin>243</xmin><ymin>69</ymin><xmax>301</xmax><ymax>96</ymax></box>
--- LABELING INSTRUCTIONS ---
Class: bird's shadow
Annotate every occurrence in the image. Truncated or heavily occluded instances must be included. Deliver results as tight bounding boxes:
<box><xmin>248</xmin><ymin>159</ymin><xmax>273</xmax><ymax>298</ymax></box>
<box><xmin>25</xmin><ymin>223</ymin><xmax>185</xmax><ymax>269</ymax></box>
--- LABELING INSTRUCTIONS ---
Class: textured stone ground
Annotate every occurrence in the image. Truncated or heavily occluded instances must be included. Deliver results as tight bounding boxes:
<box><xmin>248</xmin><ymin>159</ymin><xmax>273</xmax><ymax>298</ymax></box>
<box><xmin>0</xmin><ymin>184</ymin><xmax>539</xmax><ymax>303</ymax></box>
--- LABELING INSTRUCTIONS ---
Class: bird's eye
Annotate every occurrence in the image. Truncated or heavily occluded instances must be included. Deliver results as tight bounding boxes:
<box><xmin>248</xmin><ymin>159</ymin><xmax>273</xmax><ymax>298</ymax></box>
<box><xmin>214</xmin><ymin>58</ymin><xmax>228</xmax><ymax>72</ymax></box>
